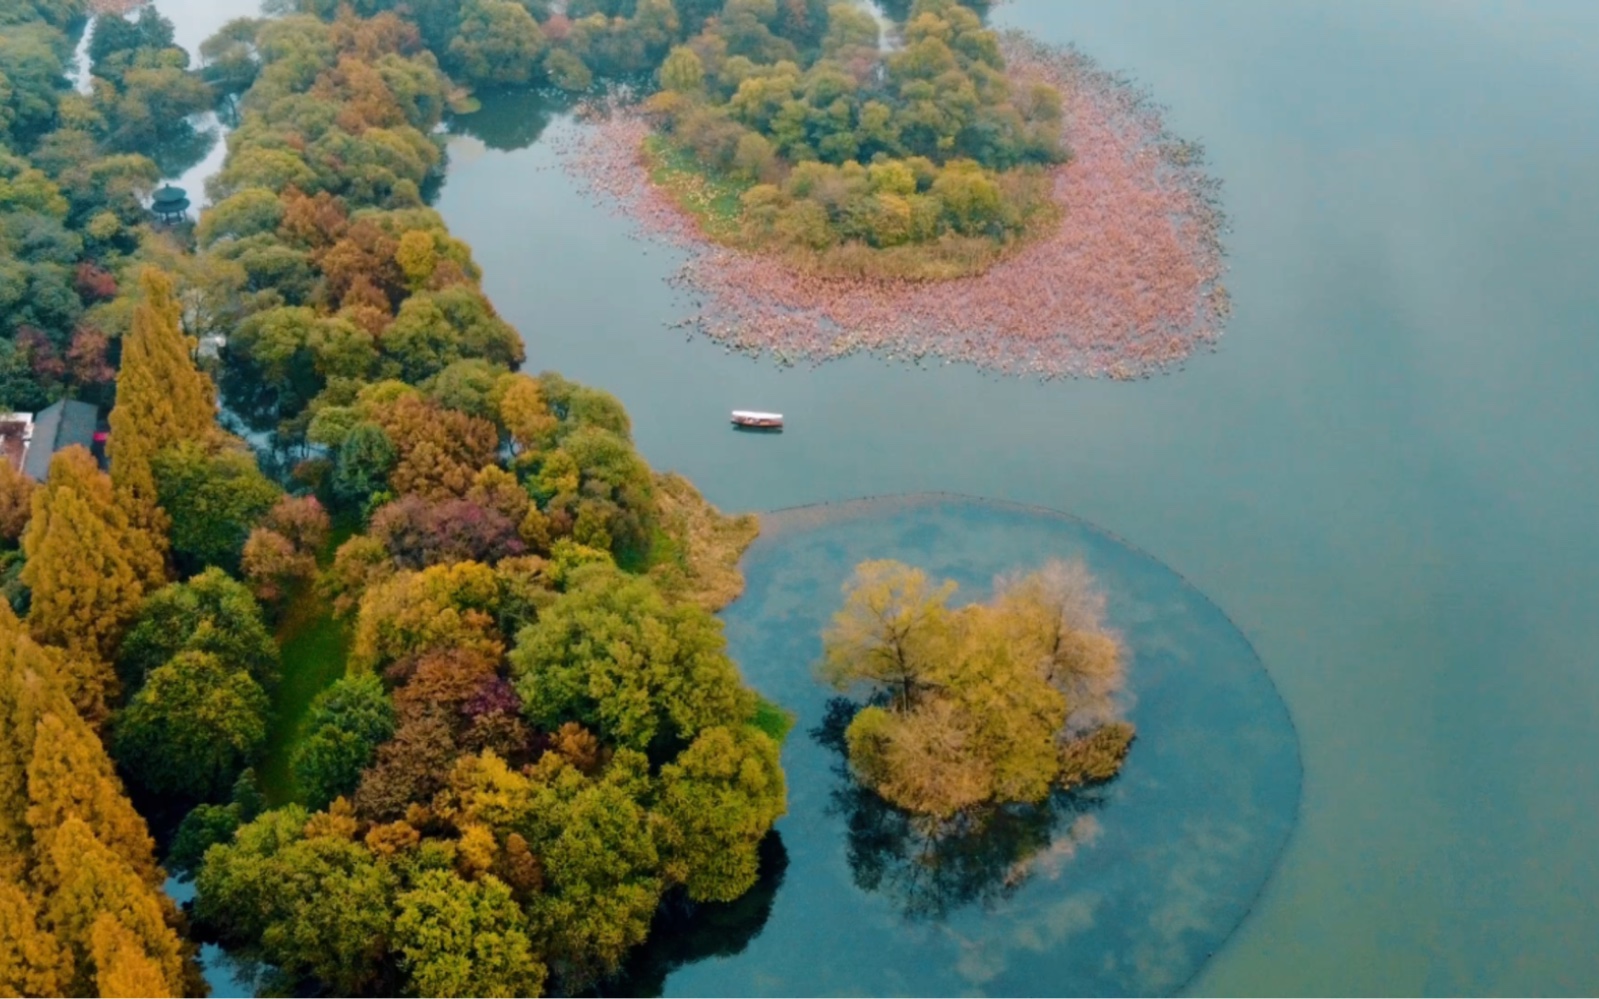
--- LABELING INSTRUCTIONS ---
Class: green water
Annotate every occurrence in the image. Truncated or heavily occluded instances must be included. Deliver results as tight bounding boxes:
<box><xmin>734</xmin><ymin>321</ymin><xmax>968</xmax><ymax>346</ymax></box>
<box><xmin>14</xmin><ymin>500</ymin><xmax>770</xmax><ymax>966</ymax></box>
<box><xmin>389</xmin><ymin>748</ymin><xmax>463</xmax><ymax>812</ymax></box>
<box><xmin>153</xmin><ymin>0</ymin><xmax>1599</xmax><ymax>992</ymax></box>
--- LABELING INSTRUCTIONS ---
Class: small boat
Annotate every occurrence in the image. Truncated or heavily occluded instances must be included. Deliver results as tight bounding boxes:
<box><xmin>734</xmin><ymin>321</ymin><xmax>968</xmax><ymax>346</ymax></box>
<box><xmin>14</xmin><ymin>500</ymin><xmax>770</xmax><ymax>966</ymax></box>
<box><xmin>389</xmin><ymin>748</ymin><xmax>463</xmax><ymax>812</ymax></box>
<box><xmin>731</xmin><ymin>410</ymin><xmax>783</xmax><ymax>431</ymax></box>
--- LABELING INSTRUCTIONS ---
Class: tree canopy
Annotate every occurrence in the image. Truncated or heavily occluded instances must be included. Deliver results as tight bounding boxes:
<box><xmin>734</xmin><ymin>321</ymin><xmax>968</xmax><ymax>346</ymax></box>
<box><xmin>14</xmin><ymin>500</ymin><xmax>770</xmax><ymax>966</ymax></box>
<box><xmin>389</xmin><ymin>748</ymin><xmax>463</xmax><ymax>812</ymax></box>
<box><xmin>823</xmin><ymin>558</ymin><xmax>1134</xmax><ymax>820</ymax></box>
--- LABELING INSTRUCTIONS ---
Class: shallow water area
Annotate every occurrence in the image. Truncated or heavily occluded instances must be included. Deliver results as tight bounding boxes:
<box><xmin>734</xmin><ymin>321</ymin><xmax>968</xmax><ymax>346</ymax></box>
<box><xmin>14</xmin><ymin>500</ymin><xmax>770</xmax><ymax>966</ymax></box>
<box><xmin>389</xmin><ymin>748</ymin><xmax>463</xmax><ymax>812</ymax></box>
<box><xmin>668</xmin><ymin>494</ymin><xmax>1300</xmax><ymax>996</ymax></box>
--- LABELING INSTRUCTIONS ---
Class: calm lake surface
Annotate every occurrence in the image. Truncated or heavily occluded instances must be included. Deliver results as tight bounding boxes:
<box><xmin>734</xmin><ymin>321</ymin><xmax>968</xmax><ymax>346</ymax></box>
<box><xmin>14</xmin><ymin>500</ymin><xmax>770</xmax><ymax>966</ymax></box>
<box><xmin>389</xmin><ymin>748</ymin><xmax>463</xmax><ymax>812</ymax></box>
<box><xmin>156</xmin><ymin>1</ymin><xmax>1599</xmax><ymax>993</ymax></box>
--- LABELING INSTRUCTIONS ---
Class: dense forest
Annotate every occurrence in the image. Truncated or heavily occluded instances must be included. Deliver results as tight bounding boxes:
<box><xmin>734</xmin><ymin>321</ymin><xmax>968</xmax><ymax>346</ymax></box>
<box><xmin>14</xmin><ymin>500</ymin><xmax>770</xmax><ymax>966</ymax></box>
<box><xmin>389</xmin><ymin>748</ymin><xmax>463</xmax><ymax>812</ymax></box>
<box><xmin>644</xmin><ymin>0</ymin><xmax>1066</xmax><ymax>277</ymax></box>
<box><xmin>0</xmin><ymin>1</ymin><xmax>817</xmax><ymax>996</ymax></box>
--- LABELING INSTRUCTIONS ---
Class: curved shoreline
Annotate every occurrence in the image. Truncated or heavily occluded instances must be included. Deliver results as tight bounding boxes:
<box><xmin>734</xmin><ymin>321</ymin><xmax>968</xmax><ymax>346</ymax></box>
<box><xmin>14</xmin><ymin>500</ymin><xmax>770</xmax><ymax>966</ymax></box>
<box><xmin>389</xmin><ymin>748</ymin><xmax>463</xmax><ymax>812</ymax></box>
<box><xmin>557</xmin><ymin>38</ymin><xmax>1229</xmax><ymax>380</ymax></box>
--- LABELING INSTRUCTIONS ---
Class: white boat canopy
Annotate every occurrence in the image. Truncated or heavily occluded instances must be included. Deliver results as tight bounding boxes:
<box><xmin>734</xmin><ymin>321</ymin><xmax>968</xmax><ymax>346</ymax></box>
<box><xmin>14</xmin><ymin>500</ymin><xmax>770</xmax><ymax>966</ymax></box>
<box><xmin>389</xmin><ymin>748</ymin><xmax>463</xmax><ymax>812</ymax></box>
<box><xmin>731</xmin><ymin>411</ymin><xmax>783</xmax><ymax>420</ymax></box>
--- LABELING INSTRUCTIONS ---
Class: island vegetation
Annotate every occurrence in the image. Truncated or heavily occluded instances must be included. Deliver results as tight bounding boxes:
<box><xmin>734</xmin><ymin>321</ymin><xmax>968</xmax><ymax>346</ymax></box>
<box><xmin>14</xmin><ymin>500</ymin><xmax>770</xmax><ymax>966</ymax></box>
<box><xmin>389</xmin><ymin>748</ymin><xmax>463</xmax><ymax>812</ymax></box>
<box><xmin>640</xmin><ymin>0</ymin><xmax>1066</xmax><ymax>279</ymax></box>
<box><xmin>821</xmin><ymin>558</ymin><xmax>1134</xmax><ymax>820</ymax></box>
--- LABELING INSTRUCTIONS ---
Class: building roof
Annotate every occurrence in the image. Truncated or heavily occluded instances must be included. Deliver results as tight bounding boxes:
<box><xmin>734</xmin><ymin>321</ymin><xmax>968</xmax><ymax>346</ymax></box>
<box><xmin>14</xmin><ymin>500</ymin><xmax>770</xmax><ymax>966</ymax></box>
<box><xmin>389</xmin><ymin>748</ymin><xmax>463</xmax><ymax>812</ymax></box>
<box><xmin>22</xmin><ymin>399</ymin><xmax>99</xmax><ymax>481</ymax></box>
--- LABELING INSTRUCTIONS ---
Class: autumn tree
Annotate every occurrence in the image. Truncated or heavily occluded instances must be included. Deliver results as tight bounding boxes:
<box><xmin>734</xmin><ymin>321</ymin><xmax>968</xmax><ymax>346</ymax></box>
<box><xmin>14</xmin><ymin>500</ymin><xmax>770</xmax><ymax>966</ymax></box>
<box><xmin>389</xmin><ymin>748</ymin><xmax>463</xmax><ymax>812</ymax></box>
<box><xmin>0</xmin><ymin>458</ymin><xmax>36</xmax><ymax>545</ymax></box>
<box><xmin>825</xmin><ymin>559</ymin><xmax>1134</xmax><ymax>820</ymax></box>
<box><xmin>350</xmin><ymin>560</ymin><xmax>505</xmax><ymax>672</ymax></box>
<box><xmin>819</xmin><ymin>559</ymin><xmax>956</xmax><ymax>712</ymax></box>
<box><xmin>107</xmin><ymin>267</ymin><xmax>218</xmax><ymax>582</ymax></box>
<box><xmin>20</xmin><ymin>447</ymin><xmax>150</xmax><ymax>721</ymax></box>
<box><xmin>242</xmin><ymin>494</ymin><xmax>331</xmax><ymax>603</ymax></box>
<box><xmin>0</xmin><ymin>605</ymin><xmax>195</xmax><ymax>996</ymax></box>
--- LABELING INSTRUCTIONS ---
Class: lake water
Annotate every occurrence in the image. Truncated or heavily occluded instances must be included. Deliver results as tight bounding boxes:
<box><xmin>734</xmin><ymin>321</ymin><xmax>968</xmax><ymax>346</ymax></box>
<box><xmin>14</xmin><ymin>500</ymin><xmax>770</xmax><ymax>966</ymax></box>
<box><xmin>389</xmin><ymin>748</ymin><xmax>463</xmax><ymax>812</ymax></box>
<box><xmin>156</xmin><ymin>1</ymin><xmax>1599</xmax><ymax>993</ymax></box>
<box><xmin>684</xmin><ymin>494</ymin><xmax>1299</xmax><ymax>996</ymax></box>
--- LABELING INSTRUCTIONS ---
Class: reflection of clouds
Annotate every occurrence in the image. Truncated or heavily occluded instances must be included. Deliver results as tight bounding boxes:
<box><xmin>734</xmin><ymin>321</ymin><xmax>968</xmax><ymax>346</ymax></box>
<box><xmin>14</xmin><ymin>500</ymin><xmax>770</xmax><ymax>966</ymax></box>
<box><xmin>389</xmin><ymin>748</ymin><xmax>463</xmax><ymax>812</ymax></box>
<box><xmin>1131</xmin><ymin>815</ymin><xmax>1257</xmax><ymax>992</ymax></box>
<box><xmin>693</xmin><ymin>496</ymin><xmax>1302</xmax><ymax>996</ymax></box>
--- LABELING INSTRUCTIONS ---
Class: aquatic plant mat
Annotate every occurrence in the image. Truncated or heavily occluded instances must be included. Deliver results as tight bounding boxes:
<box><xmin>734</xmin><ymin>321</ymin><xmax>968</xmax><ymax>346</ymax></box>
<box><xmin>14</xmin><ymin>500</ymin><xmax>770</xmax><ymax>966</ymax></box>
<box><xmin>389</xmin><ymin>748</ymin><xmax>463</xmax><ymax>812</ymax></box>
<box><xmin>668</xmin><ymin>493</ymin><xmax>1298</xmax><ymax>996</ymax></box>
<box><xmin>558</xmin><ymin>37</ymin><xmax>1228</xmax><ymax>380</ymax></box>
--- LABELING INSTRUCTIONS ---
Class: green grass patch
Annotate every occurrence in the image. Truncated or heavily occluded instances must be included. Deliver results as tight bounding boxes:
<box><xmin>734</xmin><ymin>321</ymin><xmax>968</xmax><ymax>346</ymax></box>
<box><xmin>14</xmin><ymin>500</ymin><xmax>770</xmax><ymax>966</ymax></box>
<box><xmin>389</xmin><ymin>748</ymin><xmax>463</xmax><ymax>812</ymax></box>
<box><xmin>751</xmin><ymin>695</ymin><xmax>795</xmax><ymax>745</ymax></box>
<box><xmin>257</xmin><ymin>577</ymin><xmax>351</xmax><ymax>807</ymax></box>
<box><xmin>642</xmin><ymin>134</ymin><xmax>752</xmax><ymax>239</ymax></box>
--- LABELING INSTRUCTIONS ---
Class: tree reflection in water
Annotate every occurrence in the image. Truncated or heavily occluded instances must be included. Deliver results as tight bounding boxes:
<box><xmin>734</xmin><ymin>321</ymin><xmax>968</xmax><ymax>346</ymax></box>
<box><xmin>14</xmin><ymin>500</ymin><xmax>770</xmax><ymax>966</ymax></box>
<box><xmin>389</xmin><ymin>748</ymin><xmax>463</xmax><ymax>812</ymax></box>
<box><xmin>449</xmin><ymin>87</ymin><xmax>570</xmax><ymax>153</ymax></box>
<box><xmin>597</xmin><ymin>833</ymin><xmax>790</xmax><ymax>997</ymax></box>
<box><xmin>815</xmin><ymin>697</ymin><xmax>1108</xmax><ymax>922</ymax></box>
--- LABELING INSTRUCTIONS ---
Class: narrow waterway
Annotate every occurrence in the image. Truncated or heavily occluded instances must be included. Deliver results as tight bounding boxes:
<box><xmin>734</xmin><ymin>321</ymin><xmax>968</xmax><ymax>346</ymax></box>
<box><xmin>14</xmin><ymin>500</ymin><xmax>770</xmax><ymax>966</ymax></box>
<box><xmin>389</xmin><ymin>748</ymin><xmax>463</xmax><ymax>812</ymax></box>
<box><xmin>155</xmin><ymin>0</ymin><xmax>1599</xmax><ymax>993</ymax></box>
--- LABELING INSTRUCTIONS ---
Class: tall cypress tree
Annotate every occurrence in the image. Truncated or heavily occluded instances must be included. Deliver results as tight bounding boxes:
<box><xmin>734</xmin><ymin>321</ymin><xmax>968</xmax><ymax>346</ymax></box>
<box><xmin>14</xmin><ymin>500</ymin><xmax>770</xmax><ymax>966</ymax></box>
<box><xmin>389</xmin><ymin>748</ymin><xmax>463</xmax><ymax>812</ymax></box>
<box><xmin>20</xmin><ymin>447</ymin><xmax>149</xmax><ymax>723</ymax></box>
<box><xmin>108</xmin><ymin>267</ymin><xmax>218</xmax><ymax>587</ymax></box>
<box><xmin>0</xmin><ymin>604</ymin><xmax>193</xmax><ymax>998</ymax></box>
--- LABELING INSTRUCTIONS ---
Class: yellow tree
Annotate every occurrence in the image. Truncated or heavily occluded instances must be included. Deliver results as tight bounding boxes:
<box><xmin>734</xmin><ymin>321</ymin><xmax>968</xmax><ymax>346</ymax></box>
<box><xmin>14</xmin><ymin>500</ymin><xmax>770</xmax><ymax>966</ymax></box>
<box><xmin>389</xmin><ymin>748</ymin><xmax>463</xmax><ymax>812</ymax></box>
<box><xmin>108</xmin><ymin>266</ymin><xmax>219</xmax><ymax>586</ymax></box>
<box><xmin>20</xmin><ymin>447</ymin><xmax>151</xmax><ymax>722</ymax></box>
<box><xmin>819</xmin><ymin>559</ymin><xmax>956</xmax><ymax>712</ymax></box>
<box><xmin>0</xmin><ymin>457</ymin><xmax>36</xmax><ymax>544</ymax></box>
<box><xmin>0</xmin><ymin>880</ymin><xmax>67</xmax><ymax>997</ymax></box>
<box><xmin>43</xmin><ymin>820</ymin><xmax>186</xmax><ymax>998</ymax></box>
<box><xmin>0</xmin><ymin>605</ymin><xmax>193</xmax><ymax>998</ymax></box>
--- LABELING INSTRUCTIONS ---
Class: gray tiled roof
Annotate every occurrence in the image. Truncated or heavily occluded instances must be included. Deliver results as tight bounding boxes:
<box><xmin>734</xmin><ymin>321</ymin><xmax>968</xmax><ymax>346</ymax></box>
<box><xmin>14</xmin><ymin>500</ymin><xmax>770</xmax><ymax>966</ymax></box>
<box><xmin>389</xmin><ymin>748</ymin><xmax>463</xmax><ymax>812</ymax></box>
<box><xmin>22</xmin><ymin>399</ymin><xmax>99</xmax><ymax>481</ymax></box>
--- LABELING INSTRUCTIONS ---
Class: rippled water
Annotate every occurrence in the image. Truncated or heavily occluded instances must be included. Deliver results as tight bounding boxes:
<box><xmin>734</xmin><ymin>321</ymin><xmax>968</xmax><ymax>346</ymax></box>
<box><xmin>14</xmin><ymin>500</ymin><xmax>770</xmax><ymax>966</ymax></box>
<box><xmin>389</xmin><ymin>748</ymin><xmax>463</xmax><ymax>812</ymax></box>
<box><xmin>152</xmin><ymin>0</ymin><xmax>1599</xmax><ymax>992</ymax></box>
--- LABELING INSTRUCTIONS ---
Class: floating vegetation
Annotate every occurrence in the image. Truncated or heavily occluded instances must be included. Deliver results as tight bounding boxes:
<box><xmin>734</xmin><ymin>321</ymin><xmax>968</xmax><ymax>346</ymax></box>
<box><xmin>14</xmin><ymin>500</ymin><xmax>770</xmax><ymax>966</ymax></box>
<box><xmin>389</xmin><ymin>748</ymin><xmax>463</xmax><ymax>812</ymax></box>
<box><xmin>557</xmin><ymin>38</ymin><xmax>1230</xmax><ymax>380</ymax></box>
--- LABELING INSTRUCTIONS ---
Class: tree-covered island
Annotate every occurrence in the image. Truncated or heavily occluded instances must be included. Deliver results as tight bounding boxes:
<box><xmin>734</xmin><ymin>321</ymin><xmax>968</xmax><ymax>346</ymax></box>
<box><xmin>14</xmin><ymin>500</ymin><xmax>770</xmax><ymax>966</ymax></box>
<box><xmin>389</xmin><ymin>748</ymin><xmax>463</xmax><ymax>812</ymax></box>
<box><xmin>821</xmin><ymin>559</ymin><xmax>1134</xmax><ymax>821</ymax></box>
<box><xmin>642</xmin><ymin>0</ymin><xmax>1065</xmax><ymax>279</ymax></box>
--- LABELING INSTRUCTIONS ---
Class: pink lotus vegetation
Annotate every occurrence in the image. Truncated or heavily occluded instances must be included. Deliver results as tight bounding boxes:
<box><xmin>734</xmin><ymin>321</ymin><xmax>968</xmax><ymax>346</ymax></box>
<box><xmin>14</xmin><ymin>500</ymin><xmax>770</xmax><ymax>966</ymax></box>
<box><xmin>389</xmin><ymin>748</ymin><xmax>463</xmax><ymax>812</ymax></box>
<box><xmin>555</xmin><ymin>37</ymin><xmax>1229</xmax><ymax>380</ymax></box>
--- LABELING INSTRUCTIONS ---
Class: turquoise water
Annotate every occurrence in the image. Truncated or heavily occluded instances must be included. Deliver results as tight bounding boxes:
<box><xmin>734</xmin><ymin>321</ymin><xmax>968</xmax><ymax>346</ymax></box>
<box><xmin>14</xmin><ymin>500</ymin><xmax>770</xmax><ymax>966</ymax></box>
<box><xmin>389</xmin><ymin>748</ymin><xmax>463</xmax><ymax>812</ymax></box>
<box><xmin>149</xmin><ymin>0</ymin><xmax>1599</xmax><ymax>992</ymax></box>
<box><xmin>664</xmin><ymin>495</ymin><xmax>1299</xmax><ymax>996</ymax></box>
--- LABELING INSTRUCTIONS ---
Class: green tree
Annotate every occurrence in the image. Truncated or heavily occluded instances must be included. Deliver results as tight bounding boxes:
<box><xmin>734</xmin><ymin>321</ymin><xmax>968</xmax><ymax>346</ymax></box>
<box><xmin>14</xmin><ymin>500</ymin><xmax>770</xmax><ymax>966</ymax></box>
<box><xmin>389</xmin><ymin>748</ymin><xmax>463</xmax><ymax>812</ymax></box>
<box><xmin>194</xmin><ymin>806</ymin><xmax>398</xmax><ymax>995</ymax></box>
<box><xmin>118</xmin><ymin>566</ymin><xmax>279</xmax><ymax>692</ymax></box>
<box><xmin>112</xmin><ymin>650</ymin><xmax>269</xmax><ymax>800</ymax></box>
<box><xmin>659</xmin><ymin>45</ymin><xmax>705</xmax><ymax>94</ymax></box>
<box><xmin>393</xmin><ymin>869</ymin><xmax>547</xmax><ymax>997</ymax></box>
<box><xmin>291</xmin><ymin>674</ymin><xmax>396</xmax><ymax>810</ymax></box>
<box><xmin>333</xmin><ymin>420</ymin><xmax>398</xmax><ymax>510</ymax></box>
<box><xmin>448</xmin><ymin>0</ymin><xmax>548</xmax><ymax>87</ymax></box>
<box><xmin>654</xmin><ymin>725</ymin><xmax>786</xmax><ymax>902</ymax></box>
<box><xmin>152</xmin><ymin>438</ymin><xmax>283</xmax><ymax>575</ymax></box>
<box><xmin>511</xmin><ymin>566</ymin><xmax>754</xmax><ymax>754</ymax></box>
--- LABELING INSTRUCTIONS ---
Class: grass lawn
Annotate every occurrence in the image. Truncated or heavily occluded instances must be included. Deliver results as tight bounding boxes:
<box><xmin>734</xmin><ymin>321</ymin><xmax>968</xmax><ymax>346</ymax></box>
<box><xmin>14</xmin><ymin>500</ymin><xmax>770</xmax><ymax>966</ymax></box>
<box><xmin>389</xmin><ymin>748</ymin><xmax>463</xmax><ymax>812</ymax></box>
<box><xmin>256</xmin><ymin>519</ymin><xmax>357</xmax><ymax>806</ymax></box>
<box><xmin>256</xmin><ymin>583</ymin><xmax>350</xmax><ymax>806</ymax></box>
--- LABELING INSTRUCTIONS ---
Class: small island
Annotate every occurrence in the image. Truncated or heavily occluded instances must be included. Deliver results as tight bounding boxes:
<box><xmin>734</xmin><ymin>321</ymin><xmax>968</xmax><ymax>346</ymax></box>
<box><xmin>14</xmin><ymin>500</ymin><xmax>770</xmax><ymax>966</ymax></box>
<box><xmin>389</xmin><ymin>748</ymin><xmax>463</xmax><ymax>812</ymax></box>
<box><xmin>565</xmin><ymin>0</ymin><xmax>1229</xmax><ymax>378</ymax></box>
<box><xmin>821</xmin><ymin>558</ymin><xmax>1134</xmax><ymax>821</ymax></box>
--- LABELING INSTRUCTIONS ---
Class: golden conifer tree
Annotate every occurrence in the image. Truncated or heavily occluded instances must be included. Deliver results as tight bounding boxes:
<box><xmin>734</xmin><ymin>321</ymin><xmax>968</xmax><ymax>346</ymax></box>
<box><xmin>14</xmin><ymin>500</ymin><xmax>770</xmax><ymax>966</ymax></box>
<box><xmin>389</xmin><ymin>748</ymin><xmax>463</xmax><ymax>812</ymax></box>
<box><xmin>0</xmin><ymin>456</ymin><xmax>36</xmax><ymax>544</ymax></box>
<box><xmin>0</xmin><ymin>880</ymin><xmax>68</xmax><ymax>997</ymax></box>
<box><xmin>42</xmin><ymin>820</ymin><xmax>185</xmax><ymax>998</ymax></box>
<box><xmin>91</xmin><ymin>915</ymin><xmax>177</xmax><ymax>998</ymax></box>
<box><xmin>0</xmin><ymin>604</ymin><xmax>194</xmax><ymax>998</ymax></box>
<box><xmin>108</xmin><ymin>266</ymin><xmax>218</xmax><ymax>587</ymax></box>
<box><xmin>19</xmin><ymin>447</ymin><xmax>149</xmax><ymax>722</ymax></box>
